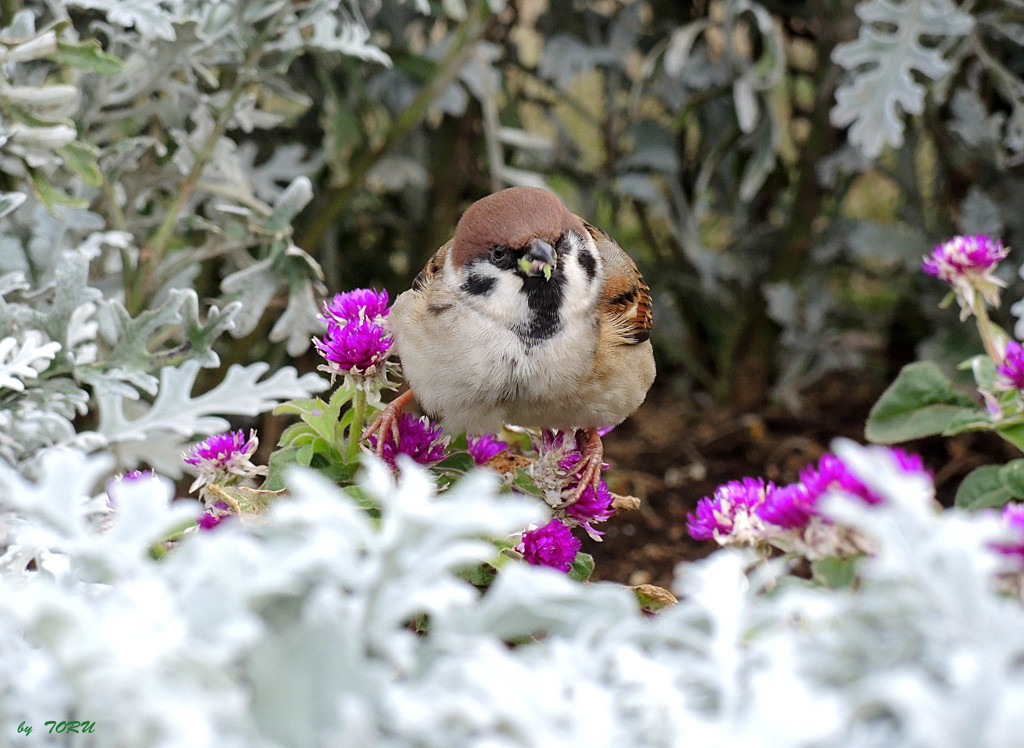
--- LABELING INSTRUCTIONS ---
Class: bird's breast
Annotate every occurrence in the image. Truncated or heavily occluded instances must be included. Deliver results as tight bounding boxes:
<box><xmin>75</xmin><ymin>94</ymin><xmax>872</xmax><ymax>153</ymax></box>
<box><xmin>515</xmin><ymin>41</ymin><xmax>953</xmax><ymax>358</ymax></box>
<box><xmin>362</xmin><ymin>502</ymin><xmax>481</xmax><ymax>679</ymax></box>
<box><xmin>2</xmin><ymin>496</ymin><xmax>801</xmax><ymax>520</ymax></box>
<box><xmin>388</xmin><ymin>287</ymin><xmax>600</xmax><ymax>432</ymax></box>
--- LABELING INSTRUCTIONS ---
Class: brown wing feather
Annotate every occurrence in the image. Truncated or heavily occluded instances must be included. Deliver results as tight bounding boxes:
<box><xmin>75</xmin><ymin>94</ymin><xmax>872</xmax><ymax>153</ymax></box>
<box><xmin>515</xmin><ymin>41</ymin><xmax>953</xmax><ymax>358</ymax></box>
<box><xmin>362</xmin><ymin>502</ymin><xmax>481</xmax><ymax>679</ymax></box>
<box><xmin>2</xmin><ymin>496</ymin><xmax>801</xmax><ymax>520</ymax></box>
<box><xmin>412</xmin><ymin>239</ymin><xmax>452</xmax><ymax>291</ymax></box>
<box><xmin>580</xmin><ymin>219</ymin><xmax>653</xmax><ymax>345</ymax></box>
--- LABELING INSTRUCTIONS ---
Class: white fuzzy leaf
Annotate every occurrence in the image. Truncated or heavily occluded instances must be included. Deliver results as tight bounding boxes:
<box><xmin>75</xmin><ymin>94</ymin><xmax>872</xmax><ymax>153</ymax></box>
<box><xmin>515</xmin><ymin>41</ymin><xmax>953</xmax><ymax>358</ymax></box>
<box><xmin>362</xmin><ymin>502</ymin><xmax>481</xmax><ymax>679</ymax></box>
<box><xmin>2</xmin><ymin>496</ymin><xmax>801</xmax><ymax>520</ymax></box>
<box><xmin>0</xmin><ymin>333</ymin><xmax>61</xmax><ymax>392</ymax></box>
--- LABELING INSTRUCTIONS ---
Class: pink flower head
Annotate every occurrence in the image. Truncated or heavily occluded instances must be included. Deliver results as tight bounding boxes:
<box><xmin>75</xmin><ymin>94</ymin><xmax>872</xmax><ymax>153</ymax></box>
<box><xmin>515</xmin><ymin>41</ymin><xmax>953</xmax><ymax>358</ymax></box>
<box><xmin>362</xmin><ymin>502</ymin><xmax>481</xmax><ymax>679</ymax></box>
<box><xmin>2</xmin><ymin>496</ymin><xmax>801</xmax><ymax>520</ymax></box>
<box><xmin>182</xmin><ymin>429</ymin><xmax>263</xmax><ymax>494</ymax></box>
<box><xmin>321</xmin><ymin>288</ymin><xmax>390</xmax><ymax>326</ymax></box>
<box><xmin>687</xmin><ymin>477</ymin><xmax>773</xmax><ymax>545</ymax></box>
<box><xmin>467</xmin><ymin>433</ymin><xmax>508</xmax><ymax>465</ymax></box>
<box><xmin>922</xmin><ymin>234</ymin><xmax>1009</xmax><ymax>320</ymax></box>
<box><xmin>566</xmin><ymin>479</ymin><xmax>615</xmax><ymax>536</ymax></box>
<box><xmin>801</xmin><ymin>453</ymin><xmax>882</xmax><ymax>506</ymax></box>
<box><xmin>313</xmin><ymin>319</ymin><xmax>393</xmax><ymax>376</ymax></box>
<box><xmin>105</xmin><ymin>469</ymin><xmax>156</xmax><ymax>508</ymax></box>
<box><xmin>757</xmin><ymin>482</ymin><xmax>816</xmax><ymax>530</ymax></box>
<box><xmin>992</xmin><ymin>503</ymin><xmax>1024</xmax><ymax>564</ymax></box>
<box><xmin>998</xmin><ymin>341</ymin><xmax>1024</xmax><ymax>391</ymax></box>
<box><xmin>517</xmin><ymin>518</ymin><xmax>581</xmax><ymax>573</ymax></box>
<box><xmin>758</xmin><ymin>448</ymin><xmax>929</xmax><ymax>530</ymax></box>
<box><xmin>197</xmin><ymin>501</ymin><xmax>231</xmax><ymax>531</ymax></box>
<box><xmin>368</xmin><ymin>413</ymin><xmax>448</xmax><ymax>469</ymax></box>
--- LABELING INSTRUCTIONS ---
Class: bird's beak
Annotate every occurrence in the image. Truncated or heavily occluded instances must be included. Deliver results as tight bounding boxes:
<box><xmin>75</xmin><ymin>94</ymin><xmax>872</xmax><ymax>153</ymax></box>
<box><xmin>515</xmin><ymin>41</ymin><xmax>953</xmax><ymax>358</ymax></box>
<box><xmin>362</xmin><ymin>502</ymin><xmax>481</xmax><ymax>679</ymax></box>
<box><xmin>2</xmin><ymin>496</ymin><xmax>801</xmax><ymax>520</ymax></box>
<box><xmin>519</xmin><ymin>238</ymin><xmax>557</xmax><ymax>281</ymax></box>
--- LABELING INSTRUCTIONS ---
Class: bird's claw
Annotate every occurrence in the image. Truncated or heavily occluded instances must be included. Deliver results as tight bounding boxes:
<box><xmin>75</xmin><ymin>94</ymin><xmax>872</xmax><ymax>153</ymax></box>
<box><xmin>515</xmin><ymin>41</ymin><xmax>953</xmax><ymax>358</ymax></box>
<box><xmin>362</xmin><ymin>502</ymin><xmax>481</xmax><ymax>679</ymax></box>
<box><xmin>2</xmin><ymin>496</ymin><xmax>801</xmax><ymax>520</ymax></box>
<box><xmin>563</xmin><ymin>427</ymin><xmax>604</xmax><ymax>504</ymax></box>
<box><xmin>363</xmin><ymin>390</ymin><xmax>415</xmax><ymax>457</ymax></box>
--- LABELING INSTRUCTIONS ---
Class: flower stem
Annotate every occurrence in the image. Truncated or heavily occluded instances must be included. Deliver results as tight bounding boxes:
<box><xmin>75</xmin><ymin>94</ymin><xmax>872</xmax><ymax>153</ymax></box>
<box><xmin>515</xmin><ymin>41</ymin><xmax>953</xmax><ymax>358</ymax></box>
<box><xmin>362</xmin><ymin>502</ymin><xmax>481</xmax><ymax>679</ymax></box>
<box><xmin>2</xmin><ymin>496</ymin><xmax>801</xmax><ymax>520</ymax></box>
<box><xmin>347</xmin><ymin>388</ymin><xmax>367</xmax><ymax>463</ymax></box>
<box><xmin>974</xmin><ymin>293</ymin><xmax>1002</xmax><ymax>363</ymax></box>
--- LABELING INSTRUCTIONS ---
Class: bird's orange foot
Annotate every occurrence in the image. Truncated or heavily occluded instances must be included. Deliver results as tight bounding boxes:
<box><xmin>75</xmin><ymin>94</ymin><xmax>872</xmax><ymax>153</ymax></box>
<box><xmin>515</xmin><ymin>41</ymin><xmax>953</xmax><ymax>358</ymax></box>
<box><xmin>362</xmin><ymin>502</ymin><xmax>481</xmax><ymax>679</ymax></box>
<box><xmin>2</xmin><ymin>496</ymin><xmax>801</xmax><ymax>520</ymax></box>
<box><xmin>564</xmin><ymin>427</ymin><xmax>604</xmax><ymax>503</ymax></box>
<box><xmin>362</xmin><ymin>389</ymin><xmax>415</xmax><ymax>457</ymax></box>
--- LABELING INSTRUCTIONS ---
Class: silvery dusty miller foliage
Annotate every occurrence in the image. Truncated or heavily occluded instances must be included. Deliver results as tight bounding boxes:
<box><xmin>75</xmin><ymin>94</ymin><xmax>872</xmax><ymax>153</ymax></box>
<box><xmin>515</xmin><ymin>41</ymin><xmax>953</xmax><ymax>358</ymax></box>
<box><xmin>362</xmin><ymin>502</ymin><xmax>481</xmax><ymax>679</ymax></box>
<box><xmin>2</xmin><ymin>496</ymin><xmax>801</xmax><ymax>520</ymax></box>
<box><xmin>4</xmin><ymin>1</ymin><xmax>1024</xmax><ymax>746</ymax></box>
<box><xmin>3</xmin><ymin>444</ymin><xmax>1024</xmax><ymax>745</ymax></box>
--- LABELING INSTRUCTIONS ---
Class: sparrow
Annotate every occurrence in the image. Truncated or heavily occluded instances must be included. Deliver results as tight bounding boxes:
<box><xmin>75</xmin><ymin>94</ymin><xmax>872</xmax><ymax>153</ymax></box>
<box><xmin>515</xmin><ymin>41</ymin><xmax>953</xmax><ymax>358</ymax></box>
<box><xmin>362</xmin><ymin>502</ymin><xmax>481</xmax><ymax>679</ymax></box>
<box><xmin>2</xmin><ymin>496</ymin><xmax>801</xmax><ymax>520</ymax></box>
<box><xmin>366</xmin><ymin>186</ymin><xmax>655</xmax><ymax>501</ymax></box>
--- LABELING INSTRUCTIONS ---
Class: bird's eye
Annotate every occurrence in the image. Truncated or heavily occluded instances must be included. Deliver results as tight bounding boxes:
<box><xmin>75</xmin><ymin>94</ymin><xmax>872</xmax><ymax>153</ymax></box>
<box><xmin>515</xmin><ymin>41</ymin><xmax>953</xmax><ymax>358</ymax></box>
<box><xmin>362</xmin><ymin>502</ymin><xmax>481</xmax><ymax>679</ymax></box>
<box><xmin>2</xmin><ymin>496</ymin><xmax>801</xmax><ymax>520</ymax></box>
<box><xmin>491</xmin><ymin>245</ymin><xmax>508</xmax><ymax>261</ymax></box>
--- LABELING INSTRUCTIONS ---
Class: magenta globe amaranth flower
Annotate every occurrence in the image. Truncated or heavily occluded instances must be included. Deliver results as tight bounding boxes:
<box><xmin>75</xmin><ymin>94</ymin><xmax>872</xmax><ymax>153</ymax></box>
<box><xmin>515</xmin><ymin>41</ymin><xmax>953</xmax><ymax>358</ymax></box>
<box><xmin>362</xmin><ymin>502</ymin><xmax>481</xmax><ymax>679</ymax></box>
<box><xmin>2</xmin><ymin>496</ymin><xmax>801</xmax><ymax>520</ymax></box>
<box><xmin>314</xmin><ymin>319</ymin><xmax>393</xmax><ymax>376</ymax></box>
<box><xmin>467</xmin><ymin>433</ymin><xmax>508</xmax><ymax>465</ymax></box>
<box><xmin>992</xmin><ymin>503</ymin><xmax>1024</xmax><ymax>564</ymax></box>
<box><xmin>517</xmin><ymin>518</ymin><xmax>581</xmax><ymax>573</ymax></box>
<box><xmin>321</xmin><ymin>288</ymin><xmax>390</xmax><ymax>325</ymax></box>
<box><xmin>197</xmin><ymin>501</ymin><xmax>232</xmax><ymax>531</ymax></box>
<box><xmin>758</xmin><ymin>448</ymin><xmax>928</xmax><ymax>531</ymax></box>
<box><xmin>368</xmin><ymin>413</ymin><xmax>448</xmax><ymax>469</ymax></box>
<box><xmin>566</xmin><ymin>479</ymin><xmax>615</xmax><ymax>537</ymax></box>
<box><xmin>687</xmin><ymin>477</ymin><xmax>773</xmax><ymax>545</ymax></box>
<box><xmin>922</xmin><ymin>234</ymin><xmax>1009</xmax><ymax>320</ymax></box>
<box><xmin>182</xmin><ymin>429</ymin><xmax>264</xmax><ymax>495</ymax></box>
<box><xmin>105</xmin><ymin>469</ymin><xmax>157</xmax><ymax>509</ymax></box>
<box><xmin>997</xmin><ymin>341</ymin><xmax>1024</xmax><ymax>391</ymax></box>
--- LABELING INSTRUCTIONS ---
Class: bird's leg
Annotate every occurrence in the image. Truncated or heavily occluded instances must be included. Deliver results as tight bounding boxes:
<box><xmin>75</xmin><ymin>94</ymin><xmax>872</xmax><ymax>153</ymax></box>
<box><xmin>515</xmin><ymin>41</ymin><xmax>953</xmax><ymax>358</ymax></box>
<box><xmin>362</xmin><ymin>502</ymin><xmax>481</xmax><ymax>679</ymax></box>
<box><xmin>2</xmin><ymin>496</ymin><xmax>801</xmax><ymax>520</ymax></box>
<box><xmin>362</xmin><ymin>389</ymin><xmax>415</xmax><ymax>457</ymax></box>
<box><xmin>565</xmin><ymin>426</ymin><xmax>604</xmax><ymax>503</ymax></box>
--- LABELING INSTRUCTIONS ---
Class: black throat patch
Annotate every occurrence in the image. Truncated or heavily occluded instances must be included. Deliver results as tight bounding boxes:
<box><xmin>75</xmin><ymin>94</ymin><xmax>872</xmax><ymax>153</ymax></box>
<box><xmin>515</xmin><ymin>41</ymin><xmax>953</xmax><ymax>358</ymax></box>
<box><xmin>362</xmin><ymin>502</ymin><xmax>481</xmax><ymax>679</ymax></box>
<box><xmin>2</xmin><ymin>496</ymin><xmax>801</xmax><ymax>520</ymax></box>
<box><xmin>513</xmin><ymin>270</ymin><xmax>566</xmax><ymax>345</ymax></box>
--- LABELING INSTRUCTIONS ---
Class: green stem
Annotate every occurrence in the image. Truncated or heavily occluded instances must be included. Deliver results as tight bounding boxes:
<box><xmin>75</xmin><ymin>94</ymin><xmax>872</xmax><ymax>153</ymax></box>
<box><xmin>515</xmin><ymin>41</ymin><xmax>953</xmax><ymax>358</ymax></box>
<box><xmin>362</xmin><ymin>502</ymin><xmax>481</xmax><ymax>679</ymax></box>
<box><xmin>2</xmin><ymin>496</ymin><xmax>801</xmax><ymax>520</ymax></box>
<box><xmin>347</xmin><ymin>388</ymin><xmax>367</xmax><ymax>462</ymax></box>
<box><xmin>297</xmin><ymin>2</ymin><xmax>492</xmax><ymax>251</ymax></box>
<box><xmin>129</xmin><ymin>13</ymin><xmax>281</xmax><ymax>313</ymax></box>
<box><xmin>974</xmin><ymin>293</ymin><xmax>1002</xmax><ymax>363</ymax></box>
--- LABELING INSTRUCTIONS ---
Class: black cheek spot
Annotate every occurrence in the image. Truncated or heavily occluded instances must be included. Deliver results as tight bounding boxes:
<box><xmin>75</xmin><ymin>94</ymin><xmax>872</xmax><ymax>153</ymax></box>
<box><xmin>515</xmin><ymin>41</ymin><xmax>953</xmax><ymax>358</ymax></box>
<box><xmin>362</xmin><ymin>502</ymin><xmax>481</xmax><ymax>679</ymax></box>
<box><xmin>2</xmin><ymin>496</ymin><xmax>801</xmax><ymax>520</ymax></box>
<box><xmin>462</xmin><ymin>274</ymin><xmax>495</xmax><ymax>296</ymax></box>
<box><xmin>577</xmin><ymin>249</ymin><xmax>597</xmax><ymax>281</ymax></box>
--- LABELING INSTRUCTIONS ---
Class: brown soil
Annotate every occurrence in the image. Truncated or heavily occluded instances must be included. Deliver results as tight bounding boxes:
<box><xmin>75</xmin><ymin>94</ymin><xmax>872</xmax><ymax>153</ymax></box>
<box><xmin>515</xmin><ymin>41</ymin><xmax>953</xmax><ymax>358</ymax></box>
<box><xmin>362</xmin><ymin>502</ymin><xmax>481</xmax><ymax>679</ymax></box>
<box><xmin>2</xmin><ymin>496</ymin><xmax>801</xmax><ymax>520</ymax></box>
<box><xmin>587</xmin><ymin>374</ymin><xmax>1017</xmax><ymax>589</ymax></box>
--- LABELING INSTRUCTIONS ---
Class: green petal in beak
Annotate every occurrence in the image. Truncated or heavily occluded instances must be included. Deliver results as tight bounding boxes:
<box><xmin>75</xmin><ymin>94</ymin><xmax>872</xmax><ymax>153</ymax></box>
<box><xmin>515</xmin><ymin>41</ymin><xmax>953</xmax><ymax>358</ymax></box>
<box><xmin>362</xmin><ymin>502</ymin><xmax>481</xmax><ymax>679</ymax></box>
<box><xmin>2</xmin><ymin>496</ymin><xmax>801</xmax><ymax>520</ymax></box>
<box><xmin>519</xmin><ymin>238</ymin><xmax>556</xmax><ymax>280</ymax></box>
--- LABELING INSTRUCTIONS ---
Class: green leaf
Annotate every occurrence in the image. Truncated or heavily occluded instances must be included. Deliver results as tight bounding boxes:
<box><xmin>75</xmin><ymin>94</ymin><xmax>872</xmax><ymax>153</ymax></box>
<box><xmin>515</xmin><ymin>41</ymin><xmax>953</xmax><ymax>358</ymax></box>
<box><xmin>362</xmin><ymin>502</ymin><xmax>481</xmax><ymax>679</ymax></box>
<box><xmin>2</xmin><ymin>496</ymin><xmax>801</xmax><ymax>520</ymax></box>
<box><xmin>999</xmin><ymin>459</ymin><xmax>1024</xmax><ymax>497</ymax></box>
<box><xmin>434</xmin><ymin>452</ymin><xmax>477</xmax><ymax>475</ymax></box>
<box><xmin>954</xmin><ymin>464</ymin><xmax>1024</xmax><ymax>511</ymax></box>
<box><xmin>996</xmin><ymin>423</ymin><xmax>1024</xmax><ymax>453</ymax></box>
<box><xmin>27</xmin><ymin>168</ymin><xmax>89</xmax><ymax>216</ymax></box>
<box><xmin>264</xmin><ymin>177</ymin><xmax>313</xmax><ymax>234</ymax></box>
<box><xmin>264</xmin><ymin>446</ymin><xmax>303</xmax><ymax>491</ymax></box>
<box><xmin>276</xmin><ymin>386</ymin><xmax>351</xmax><ymax>456</ymax></box>
<box><xmin>53</xmin><ymin>39</ymin><xmax>123</xmax><ymax>74</ymax></box>
<box><xmin>456</xmin><ymin>562</ymin><xmax>497</xmax><ymax>587</ymax></box>
<box><xmin>962</xmin><ymin>354</ymin><xmax>998</xmax><ymax>391</ymax></box>
<box><xmin>511</xmin><ymin>468</ymin><xmax>545</xmax><ymax>498</ymax></box>
<box><xmin>632</xmin><ymin>584</ymin><xmax>677</xmax><ymax>614</ymax></box>
<box><xmin>316</xmin><ymin>463</ymin><xmax>354</xmax><ymax>486</ymax></box>
<box><xmin>942</xmin><ymin>409</ymin><xmax>995</xmax><ymax>436</ymax></box>
<box><xmin>58</xmin><ymin>141</ymin><xmax>103</xmax><ymax>186</ymax></box>
<box><xmin>568</xmin><ymin>551</ymin><xmax>594</xmax><ymax>582</ymax></box>
<box><xmin>866</xmin><ymin>362</ymin><xmax>979</xmax><ymax>443</ymax></box>
<box><xmin>812</xmin><ymin>556</ymin><xmax>860</xmax><ymax>589</ymax></box>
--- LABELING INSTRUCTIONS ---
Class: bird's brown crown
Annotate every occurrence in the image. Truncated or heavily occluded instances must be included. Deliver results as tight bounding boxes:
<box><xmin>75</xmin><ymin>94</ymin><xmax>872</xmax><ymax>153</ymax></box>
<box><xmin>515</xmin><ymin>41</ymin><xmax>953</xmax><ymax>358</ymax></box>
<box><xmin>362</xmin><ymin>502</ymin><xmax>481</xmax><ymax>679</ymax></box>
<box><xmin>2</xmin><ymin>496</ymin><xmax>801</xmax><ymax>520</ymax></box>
<box><xmin>450</xmin><ymin>186</ymin><xmax>586</xmax><ymax>267</ymax></box>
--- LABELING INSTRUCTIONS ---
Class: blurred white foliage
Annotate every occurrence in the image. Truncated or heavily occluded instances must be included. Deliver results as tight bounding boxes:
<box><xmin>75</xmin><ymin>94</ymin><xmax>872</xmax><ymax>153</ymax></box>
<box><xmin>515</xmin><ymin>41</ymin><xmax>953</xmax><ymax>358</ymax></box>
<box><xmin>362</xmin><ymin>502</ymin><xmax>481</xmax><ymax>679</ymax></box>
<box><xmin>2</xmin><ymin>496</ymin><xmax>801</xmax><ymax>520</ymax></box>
<box><xmin>1</xmin><ymin>444</ymin><xmax>1023</xmax><ymax>747</ymax></box>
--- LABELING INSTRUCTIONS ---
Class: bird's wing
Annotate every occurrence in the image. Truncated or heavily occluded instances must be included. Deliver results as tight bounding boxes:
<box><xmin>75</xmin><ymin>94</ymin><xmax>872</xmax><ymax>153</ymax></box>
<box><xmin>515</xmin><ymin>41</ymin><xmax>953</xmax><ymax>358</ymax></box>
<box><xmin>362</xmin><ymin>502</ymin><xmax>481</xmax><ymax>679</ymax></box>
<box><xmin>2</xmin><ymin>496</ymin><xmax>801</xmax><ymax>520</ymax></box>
<box><xmin>412</xmin><ymin>239</ymin><xmax>453</xmax><ymax>291</ymax></box>
<box><xmin>580</xmin><ymin>219</ymin><xmax>653</xmax><ymax>344</ymax></box>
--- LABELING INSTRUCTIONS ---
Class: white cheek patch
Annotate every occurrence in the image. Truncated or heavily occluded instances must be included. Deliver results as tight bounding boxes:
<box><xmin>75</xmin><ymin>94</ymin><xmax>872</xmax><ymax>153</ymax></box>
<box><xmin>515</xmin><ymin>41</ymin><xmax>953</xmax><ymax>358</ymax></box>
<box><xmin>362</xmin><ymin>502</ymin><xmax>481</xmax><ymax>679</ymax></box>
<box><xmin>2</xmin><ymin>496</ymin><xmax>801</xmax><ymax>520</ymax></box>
<box><xmin>452</xmin><ymin>260</ymin><xmax>530</xmax><ymax>327</ymax></box>
<box><xmin>559</xmin><ymin>232</ymin><xmax>604</xmax><ymax>319</ymax></box>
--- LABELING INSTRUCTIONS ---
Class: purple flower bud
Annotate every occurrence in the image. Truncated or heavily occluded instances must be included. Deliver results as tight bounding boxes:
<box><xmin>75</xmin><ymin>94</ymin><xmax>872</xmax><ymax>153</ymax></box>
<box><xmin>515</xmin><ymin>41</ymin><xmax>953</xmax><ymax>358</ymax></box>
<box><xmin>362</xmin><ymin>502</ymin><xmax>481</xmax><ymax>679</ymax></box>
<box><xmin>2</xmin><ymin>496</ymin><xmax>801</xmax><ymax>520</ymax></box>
<box><xmin>758</xmin><ymin>482</ymin><xmax>816</xmax><ymax>530</ymax></box>
<box><xmin>368</xmin><ymin>413</ymin><xmax>448</xmax><ymax>468</ymax></box>
<box><xmin>758</xmin><ymin>448</ymin><xmax>929</xmax><ymax>530</ymax></box>
<box><xmin>105</xmin><ymin>469</ymin><xmax>156</xmax><ymax>509</ymax></box>
<box><xmin>321</xmin><ymin>288</ymin><xmax>390</xmax><ymax>325</ymax></box>
<box><xmin>467</xmin><ymin>433</ymin><xmax>508</xmax><ymax>465</ymax></box>
<box><xmin>997</xmin><ymin>341</ymin><xmax>1024</xmax><ymax>391</ymax></box>
<box><xmin>198</xmin><ymin>501</ymin><xmax>232</xmax><ymax>531</ymax></box>
<box><xmin>922</xmin><ymin>235</ymin><xmax>1009</xmax><ymax>320</ymax></box>
<box><xmin>182</xmin><ymin>429</ymin><xmax>263</xmax><ymax>494</ymax></box>
<box><xmin>687</xmin><ymin>477</ymin><xmax>773</xmax><ymax>544</ymax></box>
<box><xmin>922</xmin><ymin>234</ymin><xmax>1008</xmax><ymax>279</ymax></box>
<box><xmin>566</xmin><ymin>479</ymin><xmax>615</xmax><ymax>536</ymax></box>
<box><xmin>992</xmin><ymin>503</ymin><xmax>1024</xmax><ymax>564</ymax></box>
<box><xmin>313</xmin><ymin>319</ymin><xmax>393</xmax><ymax>376</ymax></box>
<box><xmin>517</xmin><ymin>518</ymin><xmax>581</xmax><ymax>573</ymax></box>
